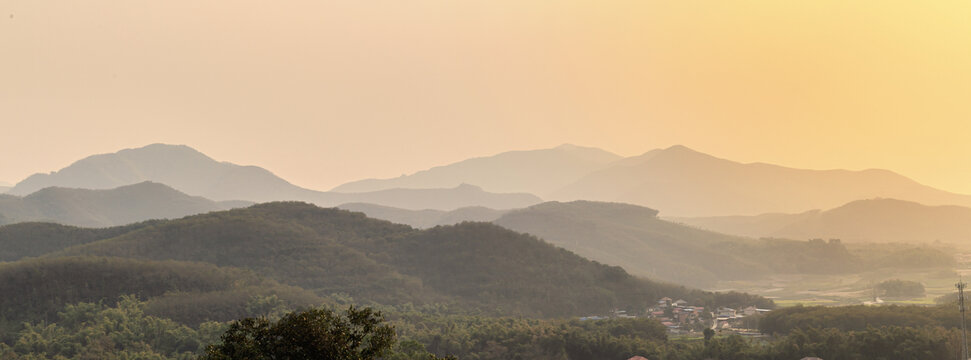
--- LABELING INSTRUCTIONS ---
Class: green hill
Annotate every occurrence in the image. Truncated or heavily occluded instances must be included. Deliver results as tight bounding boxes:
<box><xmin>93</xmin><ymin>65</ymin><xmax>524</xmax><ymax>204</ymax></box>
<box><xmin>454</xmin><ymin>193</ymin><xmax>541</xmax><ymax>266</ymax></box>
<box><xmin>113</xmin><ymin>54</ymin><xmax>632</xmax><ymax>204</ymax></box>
<box><xmin>40</xmin><ymin>202</ymin><xmax>768</xmax><ymax>318</ymax></box>
<box><xmin>0</xmin><ymin>221</ymin><xmax>157</xmax><ymax>261</ymax></box>
<box><xmin>493</xmin><ymin>201</ymin><xmax>865</xmax><ymax>287</ymax></box>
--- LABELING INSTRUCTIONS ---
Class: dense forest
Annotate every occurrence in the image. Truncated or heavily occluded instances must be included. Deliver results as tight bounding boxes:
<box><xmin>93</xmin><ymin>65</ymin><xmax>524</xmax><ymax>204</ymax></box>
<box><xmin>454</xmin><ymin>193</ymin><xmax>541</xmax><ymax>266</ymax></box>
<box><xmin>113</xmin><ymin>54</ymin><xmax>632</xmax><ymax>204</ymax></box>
<box><xmin>1</xmin><ymin>297</ymin><xmax>965</xmax><ymax>360</ymax></box>
<box><xmin>758</xmin><ymin>304</ymin><xmax>962</xmax><ymax>335</ymax></box>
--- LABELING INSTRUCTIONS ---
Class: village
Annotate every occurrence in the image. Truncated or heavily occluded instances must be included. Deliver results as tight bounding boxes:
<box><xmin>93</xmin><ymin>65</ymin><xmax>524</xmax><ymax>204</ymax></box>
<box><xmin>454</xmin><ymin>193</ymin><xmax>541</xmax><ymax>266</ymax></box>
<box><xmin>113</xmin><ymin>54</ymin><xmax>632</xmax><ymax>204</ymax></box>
<box><xmin>582</xmin><ymin>297</ymin><xmax>772</xmax><ymax>336</ymax></box>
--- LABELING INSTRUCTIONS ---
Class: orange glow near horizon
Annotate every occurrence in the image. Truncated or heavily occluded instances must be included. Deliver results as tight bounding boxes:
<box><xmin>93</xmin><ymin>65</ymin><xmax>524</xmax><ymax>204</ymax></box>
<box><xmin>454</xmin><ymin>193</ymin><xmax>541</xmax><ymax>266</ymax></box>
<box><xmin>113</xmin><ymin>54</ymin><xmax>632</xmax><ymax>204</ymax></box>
<box><xmin>1</xmin><ymin>0</ymin><xmax>970</xmax><ymax>193</ymax></box>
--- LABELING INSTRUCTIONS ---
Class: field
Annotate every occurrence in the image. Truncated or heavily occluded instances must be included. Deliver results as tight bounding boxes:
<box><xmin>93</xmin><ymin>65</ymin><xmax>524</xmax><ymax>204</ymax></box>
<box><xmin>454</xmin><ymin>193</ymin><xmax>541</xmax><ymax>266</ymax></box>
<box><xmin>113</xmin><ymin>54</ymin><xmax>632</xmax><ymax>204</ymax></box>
<box><xmin>709</xmin><ymin>251</ymin><xmax>971</xmax><ymax>308</ymax></box>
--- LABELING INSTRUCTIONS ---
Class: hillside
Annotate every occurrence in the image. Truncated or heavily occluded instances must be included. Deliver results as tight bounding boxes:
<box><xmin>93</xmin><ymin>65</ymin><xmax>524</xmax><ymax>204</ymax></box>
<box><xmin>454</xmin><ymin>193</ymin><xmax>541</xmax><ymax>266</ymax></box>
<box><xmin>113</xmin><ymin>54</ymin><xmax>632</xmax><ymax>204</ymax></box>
<box><xmin>337</xmin><ymin>202</ymin><xmax>508</xmax><ymax>228</ymax></box>
<box><xmin>322</xmin><ymin>184</ymin><xmax>540</xmax><ymax>210</ymax></box>
<box><xmin>0</xmin><ymin>221</ymin><xmax>157</xmax><ymax>261</ymax></box>
<box><xmin>335</xmin><ymin>200</ymin><xmax>876</xmax><ymax>287</ymax></box>
<box><xmin>676</xmin><ymin>198</ymin><xmax>971</xmax><ymax>244</ymax></box>
<box><xmin>8</xmin><ymin>144</ymin><xmax>543</xmax><ymax>210</ymax></box>
<box><xmin>0</xmin><ymin>182</ymin><xmax>244</xmax><ymax>227</ymax></box>
<box><xmin>0</xmin><ymin>256</ymin><xmax>322</xmax><ymax>327</ymax></box>
<box><xmin>492</xmin><ymin>201</ymin><xmax>874</xmax><ymax>288</ymax></box>
<box><xmin>549</xmin><ymin>145</ymin><xmax>971</xmax><ymax>216</ymax></box>
<box><xmin>42</xmin><ymin>202</ymin><xmax>752</xmax><ymax>317</ymax></box>
<box><xmin>332</xmin><ymin>144</ymin><xmax>621</xmax><ymax>195</ymax></box>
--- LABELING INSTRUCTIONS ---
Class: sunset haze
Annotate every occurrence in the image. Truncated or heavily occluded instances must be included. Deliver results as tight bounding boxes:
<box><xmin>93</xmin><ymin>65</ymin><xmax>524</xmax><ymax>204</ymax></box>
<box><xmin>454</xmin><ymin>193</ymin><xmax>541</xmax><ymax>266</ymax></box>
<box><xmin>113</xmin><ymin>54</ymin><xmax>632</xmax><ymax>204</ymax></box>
<box><xmin>2</xmin><ymin>0</ymin><xmax>970</xmax><ymax>193</ymax></box>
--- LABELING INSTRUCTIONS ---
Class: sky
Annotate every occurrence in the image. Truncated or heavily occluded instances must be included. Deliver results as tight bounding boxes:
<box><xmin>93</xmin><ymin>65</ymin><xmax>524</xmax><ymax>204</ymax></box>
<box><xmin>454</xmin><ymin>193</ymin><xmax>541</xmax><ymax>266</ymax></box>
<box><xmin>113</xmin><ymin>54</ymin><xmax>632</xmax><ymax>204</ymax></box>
<box><xmin>2</xmin><ymin>1</ymin><xmax>970</xmax><ymax>193</ymax></box>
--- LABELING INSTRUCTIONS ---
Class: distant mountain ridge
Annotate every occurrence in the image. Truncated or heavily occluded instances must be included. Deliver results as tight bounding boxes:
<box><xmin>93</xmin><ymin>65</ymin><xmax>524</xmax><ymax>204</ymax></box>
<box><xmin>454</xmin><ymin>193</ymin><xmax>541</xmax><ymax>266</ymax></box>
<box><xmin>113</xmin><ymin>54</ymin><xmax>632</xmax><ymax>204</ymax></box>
<box><xmin>9</xmin><ymin>144</ymin><xmax>542</xmax><ymax>211</ymax></box>
<box><xmin>332</xmin><ymin>144</ymin><xmax>621</xmax><ymax>196</ymax></box>
<box><xmin>337</xmin><ymin>203</ymin><xmax>508</xmax><ymax>228</ymax></box>
<box><xmin>548</xmin><ymin>145</ymin><xmax>971</xmax><ymax>216</ymax></box>
<box><xmin>15</xmin><ymin>143</ymin><xmax>971</xmax><ymax>217</ymax></box>
<box><xmin>10</xmin><ymin>144</ymin><xmax>309</xmax><ymax>202</ymax></box>
<box><xmin>674</xmin><ymin>198</ymin><xmax>971</xmax><ymax>243</ymax></box>
<box><xmin>0</xmin><ymin>182</ymin><xmax>242</xmax><ymax>227</ymax></box>
<box><xmin>335</xmin><ymin>144</ymin><xmax>971</xmax><ymax>217</ymax></box>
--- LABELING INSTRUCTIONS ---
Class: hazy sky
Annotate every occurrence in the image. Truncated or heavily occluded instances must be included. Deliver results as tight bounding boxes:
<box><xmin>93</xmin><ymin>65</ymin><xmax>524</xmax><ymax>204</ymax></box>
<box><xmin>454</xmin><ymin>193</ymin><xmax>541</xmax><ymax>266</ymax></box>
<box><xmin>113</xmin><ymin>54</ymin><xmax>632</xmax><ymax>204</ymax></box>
<box><xmin>2</xmin><ymin>1</ymin><xmax>970</xmax><ymax>193</ymax></box>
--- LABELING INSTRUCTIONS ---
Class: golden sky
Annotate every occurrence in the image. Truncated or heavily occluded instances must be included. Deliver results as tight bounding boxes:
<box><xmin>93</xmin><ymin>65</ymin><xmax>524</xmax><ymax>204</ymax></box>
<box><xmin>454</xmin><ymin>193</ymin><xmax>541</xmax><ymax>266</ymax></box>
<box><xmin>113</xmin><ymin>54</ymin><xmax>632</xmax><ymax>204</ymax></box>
<box><xmin>2</xmin><ymin>1</ymin><xmax>970</xmax><ymax>193</ymax></box>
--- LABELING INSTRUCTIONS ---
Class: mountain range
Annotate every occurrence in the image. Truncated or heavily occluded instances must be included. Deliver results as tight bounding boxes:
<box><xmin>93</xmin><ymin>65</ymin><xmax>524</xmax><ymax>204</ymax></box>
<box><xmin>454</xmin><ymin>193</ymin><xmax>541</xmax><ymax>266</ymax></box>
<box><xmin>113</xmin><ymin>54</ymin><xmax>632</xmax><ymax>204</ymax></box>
<box><xmin>547</xmin><ymin>145</ymin><xmax>971</xmax><ymax>216</ymax></box>
<box><xmin>673</xmin><ymin>198</ymin><xmax>971</xmax><ymax>244</ymax></box>
<box><xmin>333</xmin><ymin>144</ymin><xmax>622</xmax><ymax>196</ymax></box>
<box><xmin>0</xmin><ymin>182</ymin><xmax>245</xmax><ymax>227</ymax></box>
<box><xmin>337</xmin><ymin>203</ymin><xmax>508</xmax><ymax>229</ymax></box>
<box><xmin>3</xmin><ymin>201</ymin><xmax>767</xmax><ymax>318</ymax></box>
<box><xmin>337</xmin><ymin>200</ymin><xmax>950</xmax><ymax>288</ymax></box>
<box><xmin>8</xmin><ymin>144</ymin><xmax>540</xmax><ymax>211</ymax></box>
<box><xmin>335</xmin><ymin>144</ymin><xmax>971</xmax><ymax>217</ymax></box>
<box><xmin>11</xmin><ymin>143</ymin><xmax>971</xmax><ymax>217</ymax></box>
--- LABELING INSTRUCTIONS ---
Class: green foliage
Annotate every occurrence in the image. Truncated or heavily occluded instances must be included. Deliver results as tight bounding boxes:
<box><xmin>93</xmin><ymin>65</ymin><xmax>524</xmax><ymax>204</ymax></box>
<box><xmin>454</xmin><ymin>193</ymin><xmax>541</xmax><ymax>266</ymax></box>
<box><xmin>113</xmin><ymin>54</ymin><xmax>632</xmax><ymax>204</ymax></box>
<box><xmin>876</xmin><ymin>279</ymin><xmax>926</xmax><ymax>298</ymax></box>
<box><xmin>3</xmin><ymin>296</ymin><xmax>210</xmax><ymax>359</ymax></box>
<box><xmin>764</xmin><ymin>326</ymin><xmax>959</xmax><ymax>360</ymax></box>
<box><xmin>387</xmin><ymin>311</ymin><xmax>668</xmax><ymax>360</ymax></box>
<box><xmin>201</xmin><ymin>306</ymin><xmax>396</xmax><ymax>360</ymax></box>
<box><xmin>758</xmin><ymin>304</ymin><xmax>960</xmax><ymax>335</ymax></box>
<box><xmin>4</xmin><ymin>298</ymin><xmax>967</xmax><ymax>360</ymax></box>
<box><xmin>0</xmin><ymin>256</ymin><xmax>322</xmax><ymax>337</ymax></box>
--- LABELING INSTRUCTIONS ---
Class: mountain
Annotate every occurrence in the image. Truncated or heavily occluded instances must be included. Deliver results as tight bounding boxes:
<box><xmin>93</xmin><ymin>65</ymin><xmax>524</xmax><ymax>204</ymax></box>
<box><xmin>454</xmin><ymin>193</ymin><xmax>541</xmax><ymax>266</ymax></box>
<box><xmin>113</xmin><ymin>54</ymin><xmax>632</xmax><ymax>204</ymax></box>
<box><xmin>9</xmin><ymin>144</ymin><xmax>542</xmax><ymax>210</ymax></box>
<box><xmin>39</xmin><ymin>201</ymin><xmax>762</xmax><ymax>317</ymax></box>
<box><xmin>336</xmin><ymin>203</ymin><xmax>508</xmax><ymax>228</ymax></box>
<box><xmin>9</xmin><ymin>144</ymin><xmax>316</xmax><ymax>202</ymax></box>
<box><xmin>321</xmin><ymin>184</ymin><xmax>540</xmax><ymax>210</ymax></box>
<box><xmin>675</xmin><ymin>198</ymin><xmax>971</xmax><ymax>244</ymax></box>
<box><xmin>491</xmin><ymin>201</ymin><xmax>895</xmax><ymax>288</ymax></box>
<box><xmin>549</xmin><ymin>145</ymin><xmax>971</xmax><ymax>216</ymax></box>
<box><xmin>337</xmin><ymin>200</ymin><xmax>879</xmax><ymax>288</ymax></box>
<box><xmin>332</xmin><ymin>144</ymin><xmax>621</xmax><ymax>196</ymax></box>
<box><xmin>0</xmin><ymin>181</ymin><xmax>10</xmax><ymax>194</ymax></box>
<box><xmin>0</xmin><ymin>182</ymin><xmax>245</xmax><ymax>227</ymax></box>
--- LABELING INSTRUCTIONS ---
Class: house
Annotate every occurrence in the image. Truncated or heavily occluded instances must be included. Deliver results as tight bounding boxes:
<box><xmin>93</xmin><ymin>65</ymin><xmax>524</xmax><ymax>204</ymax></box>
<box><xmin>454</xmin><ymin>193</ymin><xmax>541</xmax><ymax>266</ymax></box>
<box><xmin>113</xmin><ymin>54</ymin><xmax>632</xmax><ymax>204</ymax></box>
<box><xmin>658</xmin><ymin>297</ymin><xmax>673</xmax><ymax>308</ymax></box>
<box><xmin>717</xmin><ymin>307</ymin><xmax>737</xmax><ymax>318</ymax></box>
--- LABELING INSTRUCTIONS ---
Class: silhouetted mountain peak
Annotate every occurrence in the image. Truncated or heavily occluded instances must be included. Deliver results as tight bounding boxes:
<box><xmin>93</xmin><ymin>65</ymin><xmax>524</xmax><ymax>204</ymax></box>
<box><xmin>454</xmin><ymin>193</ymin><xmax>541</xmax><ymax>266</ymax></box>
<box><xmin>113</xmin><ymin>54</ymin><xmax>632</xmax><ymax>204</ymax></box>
<box><xmin>331</xmin><ymin>144</ymin><xmax>620</xmax><ymax>195</ymax></box>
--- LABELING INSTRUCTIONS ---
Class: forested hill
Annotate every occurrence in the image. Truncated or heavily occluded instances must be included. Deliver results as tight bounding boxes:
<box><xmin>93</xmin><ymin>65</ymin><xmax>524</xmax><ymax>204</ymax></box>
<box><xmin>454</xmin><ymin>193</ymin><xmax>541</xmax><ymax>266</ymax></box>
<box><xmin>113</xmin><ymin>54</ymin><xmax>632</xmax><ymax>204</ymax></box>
<box><xmin>494</xmin><ymin>201</ymin><xmax>893</xmax><ymax>288</ymax></box>
<box><xmin>0</xmin><ymin>221</ymin><xmax>157</xmax><ymax>261</ymax></box>
<box><xmin>326</xmin><ymin>200</ymin><xmax>946</xmax><ymax>288</ymax></box>
<box><xmin>29</xmin><ymin>202</ymin><xmax>770</xmax><ymax>318</ymax></box>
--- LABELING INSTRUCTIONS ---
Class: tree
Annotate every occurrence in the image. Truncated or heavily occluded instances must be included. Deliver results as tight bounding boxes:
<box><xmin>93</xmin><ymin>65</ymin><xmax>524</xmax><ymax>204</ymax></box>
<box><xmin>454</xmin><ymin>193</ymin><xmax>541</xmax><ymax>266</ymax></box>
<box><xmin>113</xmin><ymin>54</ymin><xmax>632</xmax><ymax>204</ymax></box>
<box><xmin>202</xmin><ymin>306</ymin><xmax>395</xmax><ymax>360</ymax></box>
<box><xmin>703</xmin><ymin>328</ymin><xmax>715</xmax><ymax>344</ymax></box>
